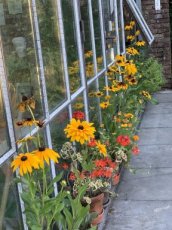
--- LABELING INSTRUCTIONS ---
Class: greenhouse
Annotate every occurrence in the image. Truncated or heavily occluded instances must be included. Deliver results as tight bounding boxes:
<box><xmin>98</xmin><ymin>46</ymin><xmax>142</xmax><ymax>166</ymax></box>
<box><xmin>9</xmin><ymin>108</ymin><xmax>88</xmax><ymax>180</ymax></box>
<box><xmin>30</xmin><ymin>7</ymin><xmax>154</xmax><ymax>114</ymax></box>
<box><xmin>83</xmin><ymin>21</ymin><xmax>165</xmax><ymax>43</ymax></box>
<box><xmin>0</xmin><ymin>0</ymin><xmax>171</xmax><ymax>229</ymax></box>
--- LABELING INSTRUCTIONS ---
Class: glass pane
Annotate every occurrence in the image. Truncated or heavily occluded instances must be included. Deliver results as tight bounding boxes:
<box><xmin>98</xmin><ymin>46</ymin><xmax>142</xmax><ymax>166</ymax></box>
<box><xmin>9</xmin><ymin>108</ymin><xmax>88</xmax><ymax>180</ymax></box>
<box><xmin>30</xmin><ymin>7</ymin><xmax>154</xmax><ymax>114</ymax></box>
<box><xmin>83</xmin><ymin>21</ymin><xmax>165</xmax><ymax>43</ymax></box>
<box><xmin>0</xmin><ymin>0</ymin><xmax>43</xmax><ymax>137</ymax></box>
<box><xmin>61</xmin><ymin>0</ymin><xmax>81</xmax><ymax>94</ymax></box>
<box><xmin>102</xmin><ymin>0</ymin><xmax>117</xmax><ymax>63</ymax></box>
<box><xmin>0</xmin><ymin>160</ymin><xmax>23</xmax><ymax>230</ymax></box>
<box><xmin>92</xmin><ymin>0</ymin><xmax>104</xmax><ymax>71</ymax></box>
<box><xmin>0</xmin><ymin>91</ymin><xmax>10</xmax><ymax>156</ymax></box>
<box><xmin>80</xmin><ymin>1</ymin><xmax>94</xmax><ymax>79</ymax></box>
<box><xmin>36</xmin><ymin>1</ymin><xmax>66</xmax><ymax>111</ymax></box>
<box><xmin>88</xmin><ymin>81</ymin><xmax>101</xmax><ymax>127</ymax></box>
<box><xmin>50</xmin><ymin>108</ymin><xmax>69</xmax><ymax>151</ymax></box>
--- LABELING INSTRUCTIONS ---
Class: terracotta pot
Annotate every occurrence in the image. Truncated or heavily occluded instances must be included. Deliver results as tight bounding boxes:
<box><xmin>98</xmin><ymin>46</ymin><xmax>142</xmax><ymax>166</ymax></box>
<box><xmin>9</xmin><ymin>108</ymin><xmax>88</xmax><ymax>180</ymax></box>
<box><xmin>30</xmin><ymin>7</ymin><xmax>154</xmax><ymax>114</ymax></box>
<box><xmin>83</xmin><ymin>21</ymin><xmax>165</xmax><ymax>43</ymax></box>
<box><xmin>91</xmin><ymin>209</ymin><xmax>104</xmax><ymax>226</ymax></box>
<box><xmin>90</xmin><ymin>193</ymin><xmax>104</xmax><ymax>215</ymax></box>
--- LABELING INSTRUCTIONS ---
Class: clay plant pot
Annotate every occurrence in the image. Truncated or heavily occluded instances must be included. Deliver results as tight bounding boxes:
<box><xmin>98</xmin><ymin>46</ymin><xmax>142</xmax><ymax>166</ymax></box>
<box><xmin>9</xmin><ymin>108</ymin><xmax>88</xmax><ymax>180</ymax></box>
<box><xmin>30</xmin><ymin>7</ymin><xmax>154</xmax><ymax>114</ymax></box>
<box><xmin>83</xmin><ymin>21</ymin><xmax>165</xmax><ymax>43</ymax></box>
<box><xmin>91</xmin><ymin>209</ymin><xmax>104</xmax><ymax>226</ymax></box>
<box><xmin>90</xmin><ymin>193</ymin><xmax>104</xmax><ymax>215</ymax></box>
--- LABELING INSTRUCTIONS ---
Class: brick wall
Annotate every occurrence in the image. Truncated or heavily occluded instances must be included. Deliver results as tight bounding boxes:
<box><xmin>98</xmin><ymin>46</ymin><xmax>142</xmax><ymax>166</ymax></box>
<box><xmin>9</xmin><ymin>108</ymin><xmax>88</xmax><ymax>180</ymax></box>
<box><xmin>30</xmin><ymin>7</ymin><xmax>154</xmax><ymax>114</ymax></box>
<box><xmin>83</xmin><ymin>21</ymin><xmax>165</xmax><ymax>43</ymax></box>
<box><xmin>141</xmin><ymin>0</ymin><xmax>172</xmax><ymax>88</ymax></box>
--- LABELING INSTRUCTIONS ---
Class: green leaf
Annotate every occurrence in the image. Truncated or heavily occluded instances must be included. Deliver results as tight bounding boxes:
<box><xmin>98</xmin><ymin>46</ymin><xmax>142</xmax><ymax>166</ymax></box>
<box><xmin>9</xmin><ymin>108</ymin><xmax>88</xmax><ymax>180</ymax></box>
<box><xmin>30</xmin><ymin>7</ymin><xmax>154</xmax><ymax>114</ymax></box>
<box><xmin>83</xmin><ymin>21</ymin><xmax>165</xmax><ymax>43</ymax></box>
<box><xmin>47</xmin><ymin>171</ymin><xmax>63</xmax><ymax>192</ymax></box>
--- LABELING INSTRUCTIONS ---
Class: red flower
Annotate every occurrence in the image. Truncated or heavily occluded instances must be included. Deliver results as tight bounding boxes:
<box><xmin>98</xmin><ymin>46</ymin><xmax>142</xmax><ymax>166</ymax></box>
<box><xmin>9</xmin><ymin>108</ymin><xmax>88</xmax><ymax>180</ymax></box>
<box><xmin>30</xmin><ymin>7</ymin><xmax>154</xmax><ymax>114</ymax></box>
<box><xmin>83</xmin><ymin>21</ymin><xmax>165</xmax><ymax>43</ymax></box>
<box><xmin>69</xmin><ymin>172</ymin><xmax>76</xmax><ymax>181</ymax></box>
<box><xmin>87</xmin><ymin>138</ymin><xmax>97</xmax><ymax>147</ymax></box>
<box><xmin>113</xmin><ymin>173</ymin><xmax>120</xmax><ymax>185</ymax></box>
<box><xmin>116</xmin><ymin>135</ymin><xmax>130</xmax><ymax>146</ymax></box>
<box><xmin>95</xmin><ymin>159</ymin><xmax>107</xmax><ymax>168</ymax></box>
<box><xmin>132</xmin><ymin>146</ymin><xmax>140</xmax><ymax>155</ymax></box>
<box><xmin>72</xmin><ymin>111</ymin><xmax>85</xmax><ymax>120</ymax></box>
<box><xmin>61</xmin><ymin>162</ymin><xmax>69</xmax><ymax>170</ymax></box>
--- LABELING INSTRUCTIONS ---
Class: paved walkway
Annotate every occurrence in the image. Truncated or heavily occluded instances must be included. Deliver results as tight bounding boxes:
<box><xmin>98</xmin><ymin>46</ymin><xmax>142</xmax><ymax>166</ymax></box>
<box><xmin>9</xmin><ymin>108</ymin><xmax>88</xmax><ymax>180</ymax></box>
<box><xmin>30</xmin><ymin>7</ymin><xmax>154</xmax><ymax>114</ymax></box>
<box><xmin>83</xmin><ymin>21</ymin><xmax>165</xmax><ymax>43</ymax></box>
<box><xmin>105</xmin><ymin>90</ymin><xmax>172</xmax><ymax>230</ymax></box>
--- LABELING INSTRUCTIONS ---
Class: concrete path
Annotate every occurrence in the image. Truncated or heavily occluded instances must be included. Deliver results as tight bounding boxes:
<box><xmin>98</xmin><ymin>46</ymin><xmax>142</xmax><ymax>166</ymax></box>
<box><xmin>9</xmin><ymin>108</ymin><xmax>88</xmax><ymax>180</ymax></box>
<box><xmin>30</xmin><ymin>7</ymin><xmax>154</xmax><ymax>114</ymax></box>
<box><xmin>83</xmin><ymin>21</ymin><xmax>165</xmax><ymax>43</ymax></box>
<box><xmin>105</xmin><ymin>90</ymin><xmax>172</xmax><ymax>230</ymax></box>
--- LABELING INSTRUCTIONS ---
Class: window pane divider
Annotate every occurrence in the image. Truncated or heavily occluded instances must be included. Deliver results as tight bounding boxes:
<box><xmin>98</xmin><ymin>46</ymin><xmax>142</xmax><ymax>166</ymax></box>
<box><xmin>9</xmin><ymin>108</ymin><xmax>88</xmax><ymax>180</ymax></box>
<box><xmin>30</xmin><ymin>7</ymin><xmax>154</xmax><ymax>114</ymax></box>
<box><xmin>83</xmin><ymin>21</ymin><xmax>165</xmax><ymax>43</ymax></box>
<box><xmin>73</xmin><ymin>0</ymin><xmax>89</xmax><ymax>121</ymax></box>
<box><xmin>114</xmin><ymin>0</ymin><xmax>120</xmax><ymax>54</ymax></box>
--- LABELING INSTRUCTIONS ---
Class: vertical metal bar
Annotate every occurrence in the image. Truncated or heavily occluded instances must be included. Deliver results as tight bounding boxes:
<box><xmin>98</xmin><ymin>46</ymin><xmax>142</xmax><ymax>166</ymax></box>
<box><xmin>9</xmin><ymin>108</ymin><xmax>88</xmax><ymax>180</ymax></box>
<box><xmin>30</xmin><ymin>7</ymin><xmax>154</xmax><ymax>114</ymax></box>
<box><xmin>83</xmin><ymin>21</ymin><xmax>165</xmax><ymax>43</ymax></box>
<box><xmin>99</xmin><ymin>0</ymin><xmax>109</xmax><ymax>95</ymax></box>
<box><xmin>88</xmin><ymin>0</ymin><xmax>102</xmax><ymax>123</ymax></box>
<box><xmin>72</xmin><ymin>0</ymin><xmax>89</xmax><ymax>121</ymax></box>
<box><xmin>56</xmin><ymin>0</ymin><xmax>72</xmax><ymax>120</ymax></box>
<box><xmin>120</xmin><ymin>0</ymin><xmax>126</xmax><ymax>54</ymax></box>
<box><xmin>114</xmin><ymin>0</ymin><xmax>120</xmax><ymax>54</ymax></box>
<box><xmin>31</xmin><ymin>0</ymin><xmax>58</xmax><ymax>194</ymax></box>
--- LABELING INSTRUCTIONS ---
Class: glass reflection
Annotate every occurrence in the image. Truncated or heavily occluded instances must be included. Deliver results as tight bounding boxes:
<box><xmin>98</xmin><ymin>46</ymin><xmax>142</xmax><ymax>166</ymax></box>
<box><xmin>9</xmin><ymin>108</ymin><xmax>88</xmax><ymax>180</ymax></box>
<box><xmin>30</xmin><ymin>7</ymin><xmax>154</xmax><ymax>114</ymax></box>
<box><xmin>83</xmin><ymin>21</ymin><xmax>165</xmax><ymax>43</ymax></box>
<box><xmin>0</xmin><ymin>160</ymin><xmax>22</xmax><ymax>230</ymax></box>
<box><xmin>80</xmin><ymin>1</ymin><xmax>94</xmax><ymax>78</ymax></box>
<box><xmin>92</xmin><ymin>0</ymin><xmax>103</xmax><ymax>71</ymax></box>
<box><xmin>102</xmin><ymin>0</ymin><xmax>117</xmax><ymax>63</ymax></box>
<box><xmin>36</xmin><ymin>0</ymin><xmax>66</xmax><ymax>110</ymax></box>
<box><xmin>0</xmin><ymin>0</ymin><xmax>43</xmax><ymax>137</ymax></box>
<box><xmin>0</xmin><ymin>90</ymin><xmax>10</xmax><ymax>156</ymax></box>
<box><xmin>61</xmin><ymin>0</ymin><xmax>81</xmax><ymax>94</ymax></box>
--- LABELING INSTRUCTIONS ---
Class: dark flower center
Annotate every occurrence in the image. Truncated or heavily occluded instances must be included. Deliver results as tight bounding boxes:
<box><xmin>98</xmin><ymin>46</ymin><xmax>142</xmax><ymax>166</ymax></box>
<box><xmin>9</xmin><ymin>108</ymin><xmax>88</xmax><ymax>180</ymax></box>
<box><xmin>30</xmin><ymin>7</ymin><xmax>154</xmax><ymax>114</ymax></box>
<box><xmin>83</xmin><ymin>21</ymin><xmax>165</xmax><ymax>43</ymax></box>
<box><xmin>26</xmin><ymin>118</ymin><xmax>32</xmax><ymax>121</ymax></box>
<box><xmin>21</xmin><ymin>156</ymin><xmax>27</xmax><ymax>161</ymax></box>
<box><xmin>39</xmin><ymin>146</ymin><xmax>46</xmax><ymax>151</ymax></box>
<box><xmin>78</xmin><ymin>125</ymin><xmax>84</xmax><ymax>130</ymax></box>
<box><xmin>22</xmin><ymin>96</ymin><xmax>28</xmax><ymax>102</ymax></box>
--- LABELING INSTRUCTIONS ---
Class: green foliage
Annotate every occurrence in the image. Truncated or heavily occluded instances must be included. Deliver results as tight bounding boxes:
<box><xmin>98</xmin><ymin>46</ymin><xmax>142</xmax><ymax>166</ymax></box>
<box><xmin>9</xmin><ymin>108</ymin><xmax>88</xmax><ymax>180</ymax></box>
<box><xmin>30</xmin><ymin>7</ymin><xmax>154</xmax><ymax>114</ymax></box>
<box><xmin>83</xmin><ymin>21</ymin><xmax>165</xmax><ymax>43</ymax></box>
<box><xmin>138</xmin><ymin>57</ymin><xmax>165</xmax><ymax>93</ymax></box>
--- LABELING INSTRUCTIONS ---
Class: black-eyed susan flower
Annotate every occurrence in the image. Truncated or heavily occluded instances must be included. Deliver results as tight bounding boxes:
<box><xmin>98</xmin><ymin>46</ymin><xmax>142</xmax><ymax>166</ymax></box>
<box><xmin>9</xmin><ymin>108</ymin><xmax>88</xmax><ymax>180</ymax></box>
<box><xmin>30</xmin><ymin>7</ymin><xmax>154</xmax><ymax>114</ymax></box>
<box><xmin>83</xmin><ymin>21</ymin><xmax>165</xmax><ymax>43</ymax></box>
<box><xmin>141</xmin><ymin>90</ymin><xmax>151</xmax><ymax>100</ymax></box>
<box><xmin>17</xmin><ymin>96</ymin><xmax>35</xmax><ymax>112</ymax></box>
<box><xmin>117</xmin><ymin>82</ymin><xmax>128</xmax><ymax>90</ymax></box>
<box><xmin>130</xmin><ymin>21</ymin><xmax>135</xmax><ymax>27</ymax></box>
<box><xmin>127</xmin><ymin>35</ymin><xmax>135</xmax><ymax>41</ymax></box>
<box><xmin>125</xmin><ymin>25</ymin><xmax>132</xmax><ymax>30</ymax></box>
<box><xmin>11</xmin><ymin>153</ymin><xmax>40</xmax><ymax>176</ymax></box>
<box><xmin>96</xmin><ymin>141</ymin><xmax>107</xmax><ymax>156</ymax></box>
<box><xmin>22</xmin><ymin>118</ymin><xmax>38</xmax><ymax>126</ymax></box>
<box><xmin>100</xmin><ymin>101</ymin><xmax>110</xmax><ymax>109</ymax></box>
<box><xmin>74</xmin><ymin>102</ymin><xmax>84</xmax><ymax>109</ymax></box>
<box><xmin>88</xmin><ymin>92</ymin><xmax>95</xmax><ymax>97</ymax></box>
<box><xmin>135</xmin><ymin>41</ymin><xmax>145</xmax><ymax>47</ymax></box>
<box><xmin>135</xmin><ymin>30</ymin><xmax>140</xmax><ymax>36</ymax></box>
<box><xmin>125</xmin><ymin>61</ymin><xmax>137</xmax><ymax>75</ymax></box>
<box><xmin>126</xmin><ymin>47</ymin><xmax>139</xmax><ymax>56</ymax></box>
<box><xmin>95</xmin><ymin>91</ymin><xmax>104</xmax><ymax>97</ymax></box>
<box><xmin>34</xmin><ymin>147</ymin><xmax>60</xmax><ymax>168</ymax></box>
<box><xmin>124</xmin><ymin>113</ymin><xmax>134</xmax><ymax>119</ymax></box>
<box><xmin>64</xmin><ymin>119</ymin><xmax>95</xmax><ymax>144</ymax></box>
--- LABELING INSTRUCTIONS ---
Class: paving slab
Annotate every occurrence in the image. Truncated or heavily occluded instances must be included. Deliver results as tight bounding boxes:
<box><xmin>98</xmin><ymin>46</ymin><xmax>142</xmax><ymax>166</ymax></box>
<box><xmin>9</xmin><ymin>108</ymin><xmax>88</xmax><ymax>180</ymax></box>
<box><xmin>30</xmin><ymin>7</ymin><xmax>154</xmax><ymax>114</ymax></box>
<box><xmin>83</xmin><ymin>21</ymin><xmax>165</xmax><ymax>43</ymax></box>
<box><xmin>138</xmin><ymin>128</ymin><xmax>172</xmax><ymax>145</ymax></box>
<box><xmin>153</xmin><ymin>93</ymin><xmax>172</xmax><ymax>103</ymax></box>
<box><xmin>105</xmin><ymin>200</ymin><xmax>172</xmax><ymax>230</ymax></box>
<box><xmin>140</xmin><ymin>113</ymin><xmax>172</xmax><ymax>128</ymax></box>
<box><xmin>116</xmin><ymin>168</ymin><xmax>172</xmax><ymax>201</ymax></box>
<box><xmin>131</xmin><ymin>145</ymin><xmax>172</xmax><ymax>168</ymax></box>
<box><xmin>144</xmin><ymin>102</ymin><xmax>172</xmax><ymax>114</ymax></box>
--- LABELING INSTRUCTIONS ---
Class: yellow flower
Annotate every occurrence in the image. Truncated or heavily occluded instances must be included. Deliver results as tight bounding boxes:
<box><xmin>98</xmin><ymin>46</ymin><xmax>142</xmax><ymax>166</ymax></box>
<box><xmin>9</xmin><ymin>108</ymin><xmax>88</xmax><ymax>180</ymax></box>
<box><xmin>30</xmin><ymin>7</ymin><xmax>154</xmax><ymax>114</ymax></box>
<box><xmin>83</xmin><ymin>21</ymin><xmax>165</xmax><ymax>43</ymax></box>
<box><xmin>124</xmin><ymin>113</ymin><xmax>134</xmax><ymax>119</ymax></box>
<box><xmin>11</xmin><ymin>153</ymin><xmax>40</xmax><ymax>176</ymax></box>
<box><xmin>17</xmin><ymin>97</ymin><xmax>35</xmax><ymax>112</ymax></box>
<box><xmin>96</xmin><ymin>141</ymin><xmax>107</xmax><ymax>156</ymax></box>
<box><xmin>125</xmin><ymin>61</ymin><xmax>137</xmax><ymax>75</ymax></box>
<box><xmin>130</xmin><ymin>21</ymin><xmax>135</xmax><ymax>27</ymax></box>
<box><xmin>121</xmin><ymin>124</ymin><xmax>128</xmax><ymax>128</ymax></box>
<box><xmin>64</xmin><ymin>119</ymin><xmax>95</xmax><ymax>144</ymax></box>
<box><xmin>22</xmin><ymin>118</ymin><xmax>38</xmax><ymax>126</ymax></box>
<box><xmin>97</xmin><ymin>56</ymin><xmax>103</xmax><ymax>64</ymax></box>
<box><xmin>95</xmin><ymin>91</ymin><xmax>104</xmax><ymax>97</ymax></box>
<box><xmin>74</xmin><ymin>103</ymin><xmax>84</xmax><ymax>109</ymax></box>
<box><xmin>100</xmin><ymin>101</ymin><xmax>110</xmax><ymax>109</ymax></box>
<box><xmin>127</xmin><ymin>35</ymin><xmax>135</xmax><ymax>41</ymax></box>
<box><xmin>125</xmin><ymin>25</ymin><xmax>132</xmax><ymax>30</ymax></box>
<box><xmin>85</xmin><ymin>50</ymin><xmax>93</xmax><ymax>58</ymax></box>
<box><xmin>135</xmin><ymin>30</ymin><xmax>140</xmax><ymax>36</ymax></box>
<box><xmin>126</xmin><ymin>47</ymin><xmax>139</xmax><ymax>55</ymax></box>
<box><xmin>133</xmin><ymin>135</ymin><xmax>139</xmax><ymax>141</ymax></box>
<box><xmin>34</xmin><ymin>147</ymin><xmax>60</xmax><ymax>168</ymax></box>
<box><xmin>105</xmin><ymin>95</ymin><xmax>111</xmax><ymax>100</ymax></box>
<box><xmin>117</xmin><ymin>82</ymin><xmax>128</xmax><ymax>90</ymax></box>
<box><xmin>115</xmin><ymin>55</ymin><xmax>126</xmax><ymax>66</ymax></box>
<box><xmin>135</xmin><ymin>41</ymin><xmax>145</xmax><ymax>47</ymax></box>
<box><xmin>141</xmin><ymin>91</ymin><xmax>151</xmax><ymax>100</ymax></box>
<box><xmin>88</xmin><ymin>92</ymin><xmax>95</xmax><ymax>97</ymax></box>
